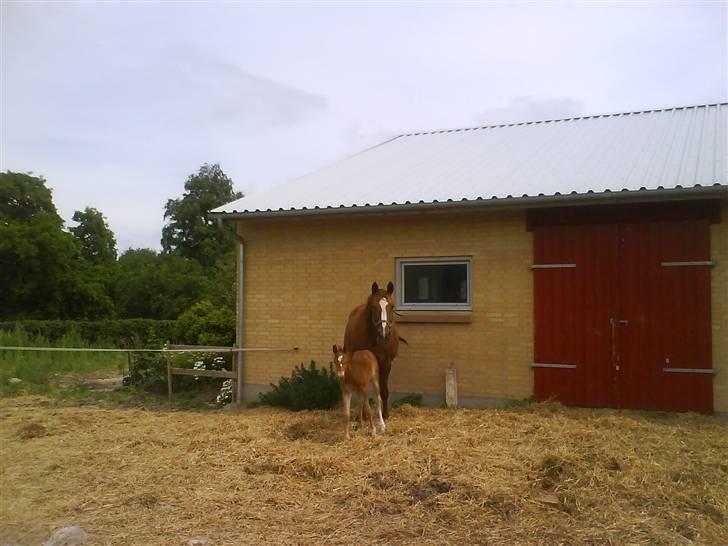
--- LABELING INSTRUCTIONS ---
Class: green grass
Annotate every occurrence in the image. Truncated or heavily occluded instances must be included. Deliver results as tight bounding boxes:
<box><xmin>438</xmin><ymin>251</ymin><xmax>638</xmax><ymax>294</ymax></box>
<box><xmin>0</xmin><ymin>327</ymin><xmax>127</xmax><ymax>395</ymax></box>
<box><xmin>52</xmin><ymin>385</ymin><xmax>217</xmax><ymax>410</ymax></box>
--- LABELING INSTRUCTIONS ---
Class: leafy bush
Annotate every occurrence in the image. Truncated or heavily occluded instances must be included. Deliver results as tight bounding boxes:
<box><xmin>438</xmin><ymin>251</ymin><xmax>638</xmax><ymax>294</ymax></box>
<box><xmin>174</xmin><ymin>300</ymin><xmax>235</xmax><ymax>346</ymax></box>
<box><xmin>217</xmin><ymin>379</ymin><xmax>234</xmax><ymax>406</ymax></box>
<box><xmin>392</xmin><ymin>393</ymin><xmax>423</xmax><ymax>407</ymax></box>
<box><xmin>256</xmin><ymin>361</ymin><xmax>340</xmax><ymax>411</ymax></box>
<box><xmin>128</xmin><ymin>347</ymin><xmax>166</xmax><ymax>391</ymax></box>
<box><xmin>129</xmin><ymin>350</ymin><xmax>231</xmax><ymax>393</ymax></box>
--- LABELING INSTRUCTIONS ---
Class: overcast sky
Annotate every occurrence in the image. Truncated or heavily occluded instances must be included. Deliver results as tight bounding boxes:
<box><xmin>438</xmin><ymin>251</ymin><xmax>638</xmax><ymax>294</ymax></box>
<box><xmin>2</xmin><ymin>1</ymin><xmax>726</xmax><ymax>251</ymax></box>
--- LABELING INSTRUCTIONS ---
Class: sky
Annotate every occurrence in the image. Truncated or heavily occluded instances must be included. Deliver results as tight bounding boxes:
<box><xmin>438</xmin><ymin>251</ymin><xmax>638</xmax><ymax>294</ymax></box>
<box><xmin>1</xmin><ymin>1</ymin><xmax>726</xmax><ymax>251</ymax></box>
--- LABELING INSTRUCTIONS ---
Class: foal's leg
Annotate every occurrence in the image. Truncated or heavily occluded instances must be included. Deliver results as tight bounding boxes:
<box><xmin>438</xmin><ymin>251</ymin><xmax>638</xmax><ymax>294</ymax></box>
<box><xmin>342</xmin><ymin>389</ymin><xmax>352</xmax><ymax>440</ymax></box>
<box><xmin>360</xmin><ymin>387</ymin><xmax>375</xmax><ymax>436</ymax></box>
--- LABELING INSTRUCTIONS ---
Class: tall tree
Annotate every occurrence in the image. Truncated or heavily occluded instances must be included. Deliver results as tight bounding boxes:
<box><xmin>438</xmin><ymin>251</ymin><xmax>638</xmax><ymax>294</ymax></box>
<box><xmin>70</xmin><ymin>207</ymin><xmax>117</xmax><ymax>263</ymax></box>
<box><xmin>0</xmin><ymin>171</ymin><xmax>114</xmax><ymax>319</ymax></box>
<box><xmin>114</xmin><ymin>249</ymin><xmax>210</xmax><ymax>319</ymax></box>
<box><xmin>161</xmin><ymin>163</ymin><xmax>242</xmax><ymax>267</ymax></box>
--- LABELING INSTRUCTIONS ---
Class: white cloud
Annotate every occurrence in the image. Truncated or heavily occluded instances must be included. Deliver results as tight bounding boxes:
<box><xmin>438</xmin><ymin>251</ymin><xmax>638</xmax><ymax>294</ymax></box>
<box><xmin>2</xmin><ymin>1</ymin><xmax>725</xmax><ymax>250</ymax></box>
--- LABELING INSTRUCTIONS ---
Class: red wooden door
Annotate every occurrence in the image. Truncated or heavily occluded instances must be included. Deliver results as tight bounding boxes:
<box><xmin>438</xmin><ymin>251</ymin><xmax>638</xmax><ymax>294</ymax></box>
<box><xmin>533</xmin><ymin>224</ymin><xmax>618</xmax><ymax>407</ymax></box>
<box><xmin>533</xmin><ymin>219</ymin><xmax>713</xmax><ymax>412</ymax></box>
<box><xmin>617</xmin><ymin>221</ymin><xmax>713</xmax><ymax>412</ymax></box>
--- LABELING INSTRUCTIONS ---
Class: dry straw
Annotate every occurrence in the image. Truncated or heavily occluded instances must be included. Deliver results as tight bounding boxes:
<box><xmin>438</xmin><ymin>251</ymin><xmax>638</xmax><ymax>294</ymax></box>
<box><xmin>1</xmin><ymin>397</ymin><xmax>726</xmax><ymax>545</ymax></box>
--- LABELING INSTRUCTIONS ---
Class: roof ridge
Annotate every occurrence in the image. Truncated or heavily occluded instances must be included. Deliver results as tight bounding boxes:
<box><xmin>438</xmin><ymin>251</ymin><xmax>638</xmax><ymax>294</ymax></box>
<box><xmin>398</xmin><ymin>102</ymin><xmax>728</xmax><ymax>137</ymax></box>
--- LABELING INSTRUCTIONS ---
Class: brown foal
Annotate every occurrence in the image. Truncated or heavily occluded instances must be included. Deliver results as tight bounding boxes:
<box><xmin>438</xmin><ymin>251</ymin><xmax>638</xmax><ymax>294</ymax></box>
<box><xmin>332</xmin><ymin>345</ymin><xmax>385</xmax><ymax>440</ymax></box>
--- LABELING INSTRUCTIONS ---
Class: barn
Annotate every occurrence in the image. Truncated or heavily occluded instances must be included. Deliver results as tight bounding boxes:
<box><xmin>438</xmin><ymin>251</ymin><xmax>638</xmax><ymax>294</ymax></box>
<box><xmin>212</xmin><ymin>103</ymin><xmax>728</xmax><ymax>415</ymax></box>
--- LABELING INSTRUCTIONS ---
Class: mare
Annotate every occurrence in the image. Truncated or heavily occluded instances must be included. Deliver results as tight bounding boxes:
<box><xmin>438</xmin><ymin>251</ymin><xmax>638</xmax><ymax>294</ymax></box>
<box><xmin>343</xmin><ymin>281</ymin><xmax>399</xmax><ymax>419</ymax></box>
<box><xmin>332</xmin><ymin>345</ymin><xmax>385</xmax><ymax>439</ymax></box>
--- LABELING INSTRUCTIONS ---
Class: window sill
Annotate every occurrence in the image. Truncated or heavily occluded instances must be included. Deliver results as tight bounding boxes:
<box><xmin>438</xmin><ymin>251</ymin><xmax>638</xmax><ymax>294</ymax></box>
<box><xmin>396</xmin><ymin>310</ymin><xmax>473</xmax><ymax>324</ymax></box>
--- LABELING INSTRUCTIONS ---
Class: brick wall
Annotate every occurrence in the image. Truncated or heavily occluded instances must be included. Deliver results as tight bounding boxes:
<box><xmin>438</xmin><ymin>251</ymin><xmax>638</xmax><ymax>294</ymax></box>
<box><xmin>711</xmin><ymin>200</ymin><xmax>728</xmax><ymax>413</ymax></box>
<box><xmin>235</xmin><ymin>200</ymin><xmax>727</xmax><ymax>412</ymax></box>
<box><xmin>236</xmin><ymin>209</ymin><xmax>534</xmax><ymax>403</ymax></box>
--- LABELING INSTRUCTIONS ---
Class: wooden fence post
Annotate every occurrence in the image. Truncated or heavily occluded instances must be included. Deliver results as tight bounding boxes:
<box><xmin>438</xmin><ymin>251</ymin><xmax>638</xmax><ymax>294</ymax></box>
<box><xmin>445</xmin><ymin>363</ymin><xmax>458</xmax><ymax>409</ymax></box>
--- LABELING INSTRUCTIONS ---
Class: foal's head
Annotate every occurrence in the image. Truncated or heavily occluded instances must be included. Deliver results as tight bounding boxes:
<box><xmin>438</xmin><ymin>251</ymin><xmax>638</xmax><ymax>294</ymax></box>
<box><xmin>368</xmin><ymin>281</ymin><xmax>395</xmax><ymax>343</ymax></box>
<box><xmin>332</xmin><ymin>344</ymin><xmax>348</xmax><ymax>379</ymax></box>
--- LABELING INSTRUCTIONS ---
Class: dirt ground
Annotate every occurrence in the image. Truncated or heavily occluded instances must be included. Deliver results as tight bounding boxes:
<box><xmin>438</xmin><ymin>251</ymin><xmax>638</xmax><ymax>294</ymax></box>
<box><xmin>1</xmin><ymin>397</ymin><xmax>726</xmax><ymax>545</ymax></box>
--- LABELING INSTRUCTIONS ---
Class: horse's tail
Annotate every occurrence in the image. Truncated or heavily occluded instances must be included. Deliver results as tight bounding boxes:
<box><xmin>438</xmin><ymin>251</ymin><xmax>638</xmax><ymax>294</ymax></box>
<box><xmin>398</xmin><ymin>336</ymin><xmax>409</xmax><ymax>346</ymax></box>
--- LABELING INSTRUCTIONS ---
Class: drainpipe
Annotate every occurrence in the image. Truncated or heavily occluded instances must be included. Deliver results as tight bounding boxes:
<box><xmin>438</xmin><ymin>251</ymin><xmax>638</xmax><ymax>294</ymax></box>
<box><xmin>216</xmin><ymin>217</ymin><xmax>245</xmax><ymax>403</ymax></box>
<box><xmin>235</xmin><ymin>235</ymin><xmax>245</xmax><ymax>403</ymax></box>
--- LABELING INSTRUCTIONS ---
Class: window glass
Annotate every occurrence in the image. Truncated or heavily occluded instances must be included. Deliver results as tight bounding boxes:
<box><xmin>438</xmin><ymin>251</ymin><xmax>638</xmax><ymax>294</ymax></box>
<box><xmin>398</xmin><ymin>259</ymin><xmax>470</xmax><ymax>308</ymax></box>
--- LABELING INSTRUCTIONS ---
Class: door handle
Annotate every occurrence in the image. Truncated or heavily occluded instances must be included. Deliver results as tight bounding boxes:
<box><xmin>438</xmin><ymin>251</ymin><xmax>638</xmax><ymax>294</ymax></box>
<box><xmin>616</xmin><ymin>319</ymin><xmax>629</xmax><ymax>326</ymax></box>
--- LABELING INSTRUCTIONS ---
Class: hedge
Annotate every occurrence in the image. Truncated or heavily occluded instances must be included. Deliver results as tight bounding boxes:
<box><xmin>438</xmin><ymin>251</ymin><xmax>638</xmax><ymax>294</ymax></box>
<box><xmin>0</xmin><ymin>319</ymin><xmax>178</xmax><ymax>347</ymax></box>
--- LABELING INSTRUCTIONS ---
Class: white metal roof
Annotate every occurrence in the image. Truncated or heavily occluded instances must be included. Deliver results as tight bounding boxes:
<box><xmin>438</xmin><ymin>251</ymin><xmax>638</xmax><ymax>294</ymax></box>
<box><xmin>214</xmin><ymin>103</ymin><xmax>728</xmax><ymax>217</ymax></box>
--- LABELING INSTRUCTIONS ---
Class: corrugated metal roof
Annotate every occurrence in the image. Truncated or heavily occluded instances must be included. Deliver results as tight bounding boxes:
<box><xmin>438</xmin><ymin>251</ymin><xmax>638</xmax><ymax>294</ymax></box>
<box><xmin>213</xmin><ymin>103</ymin><xmax>728</xmax><ymax>217</ymax></box>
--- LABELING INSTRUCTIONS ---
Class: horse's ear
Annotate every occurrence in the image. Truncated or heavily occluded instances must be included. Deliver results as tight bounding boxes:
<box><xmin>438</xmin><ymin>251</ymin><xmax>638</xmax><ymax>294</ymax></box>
<box><xmin>371</xmin><ymin>282</ymin><xmax>379</xmax><ymax>295</ymax></box>
<box><xmin>387</xmin><ymin>281</ymin><xmax>394</xmax><ymax>294</ymax></box>
<box><xmin>332</xmin><ymin>344</ymin><xmax>338</xmax><ymax>354</ymax></box>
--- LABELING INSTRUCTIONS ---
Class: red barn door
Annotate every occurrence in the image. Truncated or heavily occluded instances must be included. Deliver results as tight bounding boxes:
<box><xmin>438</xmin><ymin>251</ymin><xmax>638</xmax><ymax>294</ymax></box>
<box><xmin>532</xmin><ymin>205</ymin><xmax>715</xmax><ymax>413</ymax></box>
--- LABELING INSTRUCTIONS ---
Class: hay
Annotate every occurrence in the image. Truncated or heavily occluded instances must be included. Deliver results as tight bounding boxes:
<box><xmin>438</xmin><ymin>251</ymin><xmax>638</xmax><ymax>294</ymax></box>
<box><xmin>0</xmin><ymin>397</ymin><xmax>726</xmax><ymax>545</ymax></box>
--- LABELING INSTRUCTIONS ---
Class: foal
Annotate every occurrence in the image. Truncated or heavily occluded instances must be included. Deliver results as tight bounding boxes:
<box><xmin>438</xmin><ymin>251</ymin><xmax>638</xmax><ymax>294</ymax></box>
<box><xmin>332</xmin><ymin>344</ymin><xmax>386</xmax><ymax>439</ymax></box>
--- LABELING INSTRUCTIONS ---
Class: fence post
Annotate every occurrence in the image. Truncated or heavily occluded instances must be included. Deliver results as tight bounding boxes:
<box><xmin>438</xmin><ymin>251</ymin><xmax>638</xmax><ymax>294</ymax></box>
<box><xmin>445</xmin><ymin>363</ymin><xmax>458</xmax><ymax>409</ymax></box>
<box><xmin>165</xmin><ymin>341</ymin><xmax>172</xmax><ymax>407</ymax></box>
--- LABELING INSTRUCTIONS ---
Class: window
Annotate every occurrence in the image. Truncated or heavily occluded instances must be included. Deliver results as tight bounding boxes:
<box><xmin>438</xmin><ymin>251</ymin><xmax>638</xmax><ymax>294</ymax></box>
<box><xmin>395</xmin><ymin>257</ymin><xmax>472</xmax><ymax>310</ymax></box>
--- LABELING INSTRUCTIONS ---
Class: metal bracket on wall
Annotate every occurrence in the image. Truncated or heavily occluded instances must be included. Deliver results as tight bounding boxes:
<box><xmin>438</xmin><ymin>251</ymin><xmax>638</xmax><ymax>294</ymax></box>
<box><xmin>660</xmin><ymin>261</ymin><xmax>715</xmax><ymax>267</ymax></box>
<box><xmin>662</xmin><ymin>368</ymin><xmax>716</xmax><ymax>374</ymax></box>
<box><xmin>531</xmin><ymin>363</ymin><xmax>577</xmax><ymax>369</ymax></box>
<box><xmin>530</xmin><ymin>264</ymin><xmax>577</xmax><ymax>269</ymax></box>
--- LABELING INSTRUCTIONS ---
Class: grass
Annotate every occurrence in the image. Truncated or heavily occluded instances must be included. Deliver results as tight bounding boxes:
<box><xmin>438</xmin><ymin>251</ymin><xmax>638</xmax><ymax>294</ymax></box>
<box><xmin>0</xmin><ymin>397</ymin><xmax>725</xmax><ymax>545</ymax></box>
<box><xmin>0</xmin><ymin>328</ymin><xmax>127</xmax><ymax>395</ymax></box>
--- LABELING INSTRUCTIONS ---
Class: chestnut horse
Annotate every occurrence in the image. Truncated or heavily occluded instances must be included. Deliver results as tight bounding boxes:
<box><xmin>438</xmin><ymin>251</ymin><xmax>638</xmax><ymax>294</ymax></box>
<box><xmin>332</xmin><ymin>344</ymin><xmax>385</xmax><ymax>439</ymax></box>
<box><xmin>343</xmin><ymin>281</ymin><xmax>399</xmax><ymax>419</ymax></box>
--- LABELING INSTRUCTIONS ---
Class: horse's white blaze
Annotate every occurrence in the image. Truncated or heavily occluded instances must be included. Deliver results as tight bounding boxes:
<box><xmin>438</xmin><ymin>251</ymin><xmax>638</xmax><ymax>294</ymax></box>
<box><xmin>337</xmin><ymin>355</ymin><xmax>343</xmax><ymax>364</ymax></box>
<box><xmin>379</xmin><ymin>298</ymin><xmax>388</xmax><ymax>337</ymax></box>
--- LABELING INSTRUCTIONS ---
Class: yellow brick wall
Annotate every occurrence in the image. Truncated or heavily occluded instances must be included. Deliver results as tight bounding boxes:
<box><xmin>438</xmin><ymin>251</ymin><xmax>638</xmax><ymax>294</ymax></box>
<box><xmin>235</xmin><ymin>200</ymin><xmax>727</xmax><ymax>412</ymax></box>
<box><xmin>711</xmin><ymin>200</ymin><xmax>728</xmax><ymax>413</ymax></box>
<box><xmin>236</xmin><ymin>210</ymin><xmax>534</xmax><ymax>403</ymax></box>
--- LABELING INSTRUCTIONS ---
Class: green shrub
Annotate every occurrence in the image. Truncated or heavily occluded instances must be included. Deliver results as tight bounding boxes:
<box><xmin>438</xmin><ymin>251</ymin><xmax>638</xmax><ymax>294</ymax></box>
<box><xmin>129</xmin><ymin>349</ymin><xmax>231</xmax><ymax>393</ymax></box>
<box><xmin>392</xmin><ymin>393</ymin><xmax>423</xmax><ymax>407</ymax></box>
<box><xmin>128</xmin><ymin>346</ymin><xmax>166</xmax><ymax>392</ymax></box>
<box><xmin>257</xmin><ymin>361</ymin><xmax>340</xmax><ymax>411</ymax></box>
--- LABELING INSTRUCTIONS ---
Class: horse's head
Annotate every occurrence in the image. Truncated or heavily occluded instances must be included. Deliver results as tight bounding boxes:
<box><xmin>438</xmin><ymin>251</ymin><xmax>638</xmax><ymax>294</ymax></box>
<box><xmin>367</xmin><ymin>281</ymin><xmax>395</xmax><ymax>343</ymax></box>
<box><xmin>332</xmin><ymin>344</ymin><xmax>347</xmax><ymax>379</ymax></box>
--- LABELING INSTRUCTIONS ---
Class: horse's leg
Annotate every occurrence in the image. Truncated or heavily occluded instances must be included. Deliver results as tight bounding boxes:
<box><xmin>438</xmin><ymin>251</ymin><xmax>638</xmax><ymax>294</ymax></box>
<box><xmin>356</xmin><ymin>392</ymin><xmax>364</xmax><ymax>431</ymax></box>
<box><xmin>379</xmin><ymin>358</ymin><xmax>392</xmax><ymax>420</ymax></box>
<box><xmin>372</xmin><ymin>377</ymin><xmax>385</xmax><ymax>432</ymax></box>
<box><xmin>342</xmin><ymin>389</ymin><xmax>352</xmax><ymax>440</ymax></box>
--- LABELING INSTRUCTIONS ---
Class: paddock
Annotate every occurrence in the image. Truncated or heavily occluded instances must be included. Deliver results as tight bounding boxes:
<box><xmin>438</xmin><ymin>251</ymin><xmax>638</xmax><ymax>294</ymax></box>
<box><xmin>1</xmin><ymin>397</ymin><xmax>726</xmax><ymax>544</ymax></box>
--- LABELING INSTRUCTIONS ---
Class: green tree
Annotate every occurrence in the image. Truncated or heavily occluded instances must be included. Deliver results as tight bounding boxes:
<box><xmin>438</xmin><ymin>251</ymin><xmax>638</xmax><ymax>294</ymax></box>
<box><xmin>0</xmin><ymin>172</ymin><xmax>117</xmax><ymax>320</ymax></box>
<box><xmin>0</xmin><ymin>170</ymin><xmax>56</xmax><ymax>221</ymax></box>
<box><xmin>175</xmin><ymin>300</ymin><xmax>235</xmax><ymax>346</ymax></box>
<box><xmin>0</xmin><ymin>172</ymin><xmax>81</xmax><ymax>319</ymax></box>
<box><xmin>161</xmin><ymin>163</ymin><xmax>242</xmax><ymax>267</ymax></box>
<box><xmin>69</xmin><ymin>207</ymin><xmax>117</xmax><ymax>263</ymax></box>
<box><xmin>114</xmin><ymin>249</ymin><xmax>210</xmax><ymax>319</ymax></box>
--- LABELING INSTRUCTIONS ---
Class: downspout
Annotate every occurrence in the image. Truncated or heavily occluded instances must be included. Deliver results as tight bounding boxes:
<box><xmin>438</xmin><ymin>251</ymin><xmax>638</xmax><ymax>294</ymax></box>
<box><xmin>235</xmin><ymin>234</ymin><xmax>245</xmax><ymax>403</ymax></box>
<box><xmin>217</xmin><ymin>216</ymin><xmax>245</xmax><ymax>403</ymax></box>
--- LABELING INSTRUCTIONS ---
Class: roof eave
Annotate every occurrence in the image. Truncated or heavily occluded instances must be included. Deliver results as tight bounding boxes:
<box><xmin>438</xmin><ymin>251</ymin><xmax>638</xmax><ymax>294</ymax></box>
<box><xmin>211</xmin><ymin>185</ymin><xmax>728</xmax><ymax>221</ymax></box>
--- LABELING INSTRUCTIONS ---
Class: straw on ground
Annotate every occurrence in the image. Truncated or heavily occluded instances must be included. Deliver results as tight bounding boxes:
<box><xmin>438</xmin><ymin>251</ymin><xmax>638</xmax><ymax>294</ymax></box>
<box><xmin>0</xmin><ymin>397</ymin><xmax>726</xmax><ymax>545</ymax></box>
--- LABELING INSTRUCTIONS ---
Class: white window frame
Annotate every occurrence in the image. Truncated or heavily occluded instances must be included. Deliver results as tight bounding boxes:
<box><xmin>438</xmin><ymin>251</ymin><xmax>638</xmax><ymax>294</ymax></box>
<box><xmin>395</xmin><ymin>256</ymin><xmax>473</xmax><ymax>311</ymax></box>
